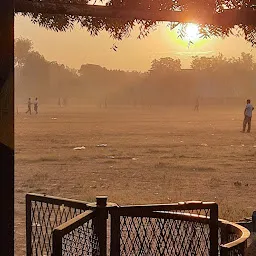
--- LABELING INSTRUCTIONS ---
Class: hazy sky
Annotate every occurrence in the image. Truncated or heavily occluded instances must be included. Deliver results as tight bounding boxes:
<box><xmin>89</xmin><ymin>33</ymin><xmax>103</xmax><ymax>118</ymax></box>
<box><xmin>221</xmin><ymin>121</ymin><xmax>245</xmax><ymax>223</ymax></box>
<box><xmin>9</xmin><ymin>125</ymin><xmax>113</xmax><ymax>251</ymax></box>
<box><xmin>15</xmin><ymin>15</ymin><xmax>256</xmax><ymax>71</ymax></box>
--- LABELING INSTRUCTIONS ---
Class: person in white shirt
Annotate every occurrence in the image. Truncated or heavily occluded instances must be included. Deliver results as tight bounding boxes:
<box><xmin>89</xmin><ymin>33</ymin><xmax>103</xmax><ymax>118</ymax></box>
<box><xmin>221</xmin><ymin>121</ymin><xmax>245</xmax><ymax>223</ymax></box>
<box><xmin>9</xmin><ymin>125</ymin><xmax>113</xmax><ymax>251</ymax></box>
<box><xmin>242</xmin><ymin>99</ymin><xmax>254</xmax><ymax>133</ymax></box>
<box><xmin>34</xmin><ymin>97</ymin><xmax>39</xmax><ymax>114</ymax></box>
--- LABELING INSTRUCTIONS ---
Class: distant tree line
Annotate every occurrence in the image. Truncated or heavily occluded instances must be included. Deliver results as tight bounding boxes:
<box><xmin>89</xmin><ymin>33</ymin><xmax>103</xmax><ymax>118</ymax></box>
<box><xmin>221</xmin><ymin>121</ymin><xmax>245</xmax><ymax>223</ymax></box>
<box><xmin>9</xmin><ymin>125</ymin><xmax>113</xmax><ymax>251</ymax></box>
<box><xmin>15</xmin><ymin>38</ymin><xmax>78</xmax><ymax>104</ymax></box>
<box><xmin>15</xmin><ymin>38</ymin><xmax>256</xmax><ymax>106</ymax></box>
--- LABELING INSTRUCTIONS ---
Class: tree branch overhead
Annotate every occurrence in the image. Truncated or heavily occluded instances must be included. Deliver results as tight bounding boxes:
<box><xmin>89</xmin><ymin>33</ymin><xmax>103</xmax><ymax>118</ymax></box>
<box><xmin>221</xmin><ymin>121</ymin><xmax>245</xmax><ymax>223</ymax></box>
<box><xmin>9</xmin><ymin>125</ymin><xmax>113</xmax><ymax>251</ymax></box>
<box><xmin>15</xmin><ymin>0</ymin><xmax>256</xmax><ymax>44</ymax></box>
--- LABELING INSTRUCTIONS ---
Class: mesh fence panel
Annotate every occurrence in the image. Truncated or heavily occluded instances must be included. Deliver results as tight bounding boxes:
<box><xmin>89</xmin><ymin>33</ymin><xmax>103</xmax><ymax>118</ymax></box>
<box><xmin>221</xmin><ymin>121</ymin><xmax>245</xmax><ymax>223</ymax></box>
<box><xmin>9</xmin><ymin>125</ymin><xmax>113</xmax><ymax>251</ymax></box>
<box><xmin>117</xmin><ymin>208</ymin><xmax>212</xmax><ymax>256</ymax></box>
<box><xmin>218</xmin><ymin>224</ymin><xmax>248</xmax><ymax>256</ymax></box>
<box><xmin>61</xmin><ymin>218</ymin><xmax>100</xmax><ymax>256</ymax></box>
<box><xmin>227</xmin><ymin>247</ymin><xmax>244</xmax><ymax>256</ymax></box>
<box><xmin>226</xmin><ymin>233</ymin><xmax>245</xmax><ymax>256</ymax></box>
<box><xmin>120</xmin><ymin>216</ymin><xmax>210</xmax><ymax>255</ymax></box>
<box><xmin>29</xmin><ymin>197</ymin><xmax>86</xmax><ymax>256</ymax></box>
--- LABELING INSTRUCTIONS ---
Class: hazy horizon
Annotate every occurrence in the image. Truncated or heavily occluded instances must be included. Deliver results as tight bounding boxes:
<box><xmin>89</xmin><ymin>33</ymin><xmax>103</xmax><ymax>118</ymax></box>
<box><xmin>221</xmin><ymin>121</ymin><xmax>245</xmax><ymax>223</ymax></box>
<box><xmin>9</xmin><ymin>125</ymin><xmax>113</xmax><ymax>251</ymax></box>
<box><xmin>15</xmin><ymin>15</ymin><xmax>256</xmax><ymax>72</ymax></box>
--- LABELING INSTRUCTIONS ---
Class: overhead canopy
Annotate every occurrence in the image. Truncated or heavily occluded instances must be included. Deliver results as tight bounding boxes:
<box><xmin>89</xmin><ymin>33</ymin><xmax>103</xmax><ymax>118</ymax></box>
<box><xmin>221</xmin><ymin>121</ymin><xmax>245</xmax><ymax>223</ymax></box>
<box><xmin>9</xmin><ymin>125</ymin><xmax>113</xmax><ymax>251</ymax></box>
<box><xmin>15</xmin><ymin>0</ymin><xmax>256</xmax><ymax>44</ymax></box>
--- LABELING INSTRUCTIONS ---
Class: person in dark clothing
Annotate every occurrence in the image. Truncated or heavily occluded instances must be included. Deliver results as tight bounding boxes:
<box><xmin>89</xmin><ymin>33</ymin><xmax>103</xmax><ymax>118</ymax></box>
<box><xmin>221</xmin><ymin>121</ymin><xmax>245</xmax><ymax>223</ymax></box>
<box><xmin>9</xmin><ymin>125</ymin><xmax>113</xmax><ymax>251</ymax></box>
<box><xmin>25</xmin><ymin>98</ymin><xmax>32</xmax><ymax>115</ymax></box>
<box><xmin>194</xmin><ymin>97</ymin><xmax>199</xmax><ymax>111</ymax></box>
<box><xmin>34</xmin><ymin>97</ymin><xmax>38</xmax><ymax>114</ymax></box>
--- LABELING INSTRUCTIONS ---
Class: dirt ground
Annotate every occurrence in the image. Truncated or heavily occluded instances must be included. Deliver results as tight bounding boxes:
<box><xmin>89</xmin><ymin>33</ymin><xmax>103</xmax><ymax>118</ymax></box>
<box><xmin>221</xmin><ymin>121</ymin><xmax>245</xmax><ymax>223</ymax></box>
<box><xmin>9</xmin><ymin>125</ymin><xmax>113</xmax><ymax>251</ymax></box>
<box><xmin>15</xmin><ymin>105</ymin><xmax>256</xmax><ymax>255</ymax></box>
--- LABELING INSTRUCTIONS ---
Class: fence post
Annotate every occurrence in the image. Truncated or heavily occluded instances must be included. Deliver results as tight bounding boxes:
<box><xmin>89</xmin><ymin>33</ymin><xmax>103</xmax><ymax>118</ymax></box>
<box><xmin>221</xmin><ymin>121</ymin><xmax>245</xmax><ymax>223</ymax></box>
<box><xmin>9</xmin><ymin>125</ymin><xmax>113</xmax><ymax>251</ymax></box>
<box><xmin>220</xmin><ymin>223</ymin><xmax>228</xmax><ymax>245</ymax></box>
<box><xmin>52</xmin><ymin>229</ymin><xmax>62</xmax><ymax>256</ymax></box>
<box><xmin>96</xmin><ymin>196</ymin><xmax>108</xmax><ymax>256</ymax></box>
<box><xmin>252</xmin><ymin>211</ymin><xmax>256</xmax><ymax>232</ymax></box>
<box><xmin>241</xmin><ymin>240</ymin><xmax>247</xmax><ymax>256</ymax></box>
<box><xmin>0</xmin><ymin>0</ymin><xmax>14</xmax><ymax>254</ymax></box>
<box><xmin>209</xmin><ymin>203</ymin><xmax>219</xmax><ymax>256</ymax></box>
<box><xmin>110</xmin><ymin>208</ymin><xmax>120</xmax><ymax>256</ymax></box>
<box><xmin>220</xmin><ymin>222</ymin><xmax>228</xmax><ymax>256</ymax></box>
<box><xmin>220</xmin><ymin>246</ymin><xmax>228</xmax><ymax>256</ymax></box>
<box><xmin>26</xmin><ymin>195</ymin><xmax>32</xmax><ymax>256</ymax></box>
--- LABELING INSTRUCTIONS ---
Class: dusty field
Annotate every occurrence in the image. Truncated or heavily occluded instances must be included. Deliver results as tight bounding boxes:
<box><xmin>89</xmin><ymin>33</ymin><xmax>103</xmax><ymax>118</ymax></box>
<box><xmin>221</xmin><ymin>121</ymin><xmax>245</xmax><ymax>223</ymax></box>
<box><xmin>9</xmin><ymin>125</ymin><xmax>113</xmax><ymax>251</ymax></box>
<box><xmin>15</xmin><ymin>105</ymin><xmax>256</xmax><ymax>254</ymax></box>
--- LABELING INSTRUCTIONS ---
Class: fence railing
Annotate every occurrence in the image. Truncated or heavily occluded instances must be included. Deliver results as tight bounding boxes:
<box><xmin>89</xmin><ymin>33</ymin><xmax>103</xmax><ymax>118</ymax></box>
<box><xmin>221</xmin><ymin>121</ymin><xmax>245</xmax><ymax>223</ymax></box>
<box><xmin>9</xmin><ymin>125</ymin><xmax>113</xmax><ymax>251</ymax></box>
<box><xmin>25</xmin><ymin>193</ymin><xmax>250</xmax><ymax>256</ymax></box>
<box><xmin>219</xmin><ymin>219</ymin><xmax>250</xmax><ymax>256</ymax></box>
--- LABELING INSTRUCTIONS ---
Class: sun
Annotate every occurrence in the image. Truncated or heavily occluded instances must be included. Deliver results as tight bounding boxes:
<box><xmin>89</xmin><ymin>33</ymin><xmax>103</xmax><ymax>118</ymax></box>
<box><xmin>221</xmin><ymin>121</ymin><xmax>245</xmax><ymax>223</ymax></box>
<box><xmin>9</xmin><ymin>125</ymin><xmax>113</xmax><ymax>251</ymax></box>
<box><xmin>163</xmin><ymin>22</ymin><xmax>205</xmax><ymax>47</ymax></box>
<box><xmin>185</xmin><ymin>23</ymin><xmax>200</xmax><ymax>42</ymax></box>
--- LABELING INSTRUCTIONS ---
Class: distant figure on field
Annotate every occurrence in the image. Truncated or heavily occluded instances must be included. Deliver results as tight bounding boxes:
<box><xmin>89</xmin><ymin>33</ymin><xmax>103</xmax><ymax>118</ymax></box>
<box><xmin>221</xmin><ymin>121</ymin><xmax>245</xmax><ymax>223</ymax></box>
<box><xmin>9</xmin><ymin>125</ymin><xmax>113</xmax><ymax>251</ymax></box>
<box><xmin>26</xmin><ymin>98</ymin><xmax>32</xmax><ymax>115</ymax></box>
<box><xmin>63</xmin><ymin>98</ymin><xmax>67</xmax><ymax>106</ymax></box>
<box><xmin>34</xmin><ymin>97</ymin><xmax>38</xmax><ymax>114</ymax></box>
<box><xmin>194</xmin><ymin>97</ymin><xmax>199</xmax><ymax>111</ymax></box>
<box><xmin>58</xmin><ymin>98</ymin><xmax>61</xmax><ymax>107</ymax></box>
<box><xmin>242</xmin><ymin>99</ymin><xmax>254</xmax><ymax>133</ymax></box>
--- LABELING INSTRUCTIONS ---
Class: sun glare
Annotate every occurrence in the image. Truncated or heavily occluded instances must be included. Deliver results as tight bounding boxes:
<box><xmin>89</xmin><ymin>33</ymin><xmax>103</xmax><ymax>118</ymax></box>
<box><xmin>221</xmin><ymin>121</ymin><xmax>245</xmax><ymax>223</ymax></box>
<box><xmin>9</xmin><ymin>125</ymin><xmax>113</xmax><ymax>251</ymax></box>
<box><xmin>185</xmin><ymin>23</ymin><xmax>200</xmax><ymax>42</ymax></box>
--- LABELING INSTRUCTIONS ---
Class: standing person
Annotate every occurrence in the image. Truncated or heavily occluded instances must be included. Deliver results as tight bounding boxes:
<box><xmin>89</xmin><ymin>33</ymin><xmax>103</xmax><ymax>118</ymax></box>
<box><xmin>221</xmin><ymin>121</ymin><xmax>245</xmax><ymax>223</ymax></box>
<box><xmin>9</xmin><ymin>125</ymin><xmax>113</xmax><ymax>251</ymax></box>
<box><xmin>34</xmin><ymin>97</ymin><xmax>39</xmax><ymax>114</ymax></box>
<box><xmin>242</xmin><ymin>99</ymin><xmax>254</xmax><ymax>133</ymax></box>
<box><xmin>26</xmin><ymin>98</ymin><xmax>32</xmax><ymax>115</ymax></box>
<box><xmin>194</xmin><ymin>97</ymin><xmax>199</xmax><ymax>111</ymax></box>
<box><xmin>63</xmin><ymin>98</ymin><xmax>67</xmax><ymax>106</ymax></box>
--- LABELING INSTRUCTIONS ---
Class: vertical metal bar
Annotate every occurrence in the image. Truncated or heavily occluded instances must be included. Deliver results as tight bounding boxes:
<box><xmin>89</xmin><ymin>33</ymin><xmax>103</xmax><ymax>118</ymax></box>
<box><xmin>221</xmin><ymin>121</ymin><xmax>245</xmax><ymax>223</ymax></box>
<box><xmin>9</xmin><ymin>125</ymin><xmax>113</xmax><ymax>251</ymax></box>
<box><xmin>95</xmin><ymin>196</ymin><xmax>108</xmax><ymax>256</ymax></box>
<box><xmin>241</xmin><ymin>240</ymin><xmax>247</xmax><ymax>256</ymax></box>
<box><xmin>26</xmin><ymin>195</ymin><xmax>32</xmax><ymax>256</ymax></box>
<box><xmin>209</xmin><ymin>203</ymin><xmax>219</xmax><ymax>256</ymax></box>
<box><xmin>220</xmin><ymin>223</ymin><xmax>228</xmax><ymax>245</ymax></box>
<box><xmin>110</xmin><ymin>209</ymin><xmax>120</xmax><ymax>256</ymax></box>
<box><xmin>252</xmin><ymin>211</ymin><xmax>256</xmax><ymax>233</ymax></box>
<box><xmin>220</xmin><ymin>246</ymin><xmax>228</xmax><ymax>256</ymax></box>
<box><xmin>52</xmin><ymin>229</ymin><xmax>62</xmax><ymax>256</ymax></box>
<box><xmin>0</xmin><ymin>0</ymin><xmax>14</xmax><ymax>255</ymax></box>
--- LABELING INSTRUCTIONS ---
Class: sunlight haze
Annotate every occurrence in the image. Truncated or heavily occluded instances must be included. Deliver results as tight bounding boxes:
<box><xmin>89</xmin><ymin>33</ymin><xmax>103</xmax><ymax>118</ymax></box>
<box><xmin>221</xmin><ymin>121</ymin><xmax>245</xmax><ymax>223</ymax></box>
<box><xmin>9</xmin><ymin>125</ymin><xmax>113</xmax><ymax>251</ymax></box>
<box><xmin>15</xmin><ymin>16</ymin><xmax>256</xmax><ymax>71</ymax></box>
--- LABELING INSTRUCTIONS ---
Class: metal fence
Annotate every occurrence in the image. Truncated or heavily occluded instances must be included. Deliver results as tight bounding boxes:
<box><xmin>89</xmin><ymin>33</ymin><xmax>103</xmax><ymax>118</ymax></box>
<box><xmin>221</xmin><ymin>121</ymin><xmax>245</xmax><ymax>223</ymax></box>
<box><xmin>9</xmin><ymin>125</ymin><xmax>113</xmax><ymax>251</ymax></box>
<box><xmin>109</xmin><ymin>202</ymin><xmax>219</xmax><ymax>256</ymax></box>
<box><xmin>52</xmin><ymin>210</ymin><xmax>100</xmax><ymax>256</ymax></box>
<box><xmin>26</xmin><ymin>194</ymin><xmax>250</xmax><ymax>256</ymax></box>
<box><xmin>26</xmin><ymin>193</ymin><xmax>89</xmax><ymax>256</ymax></box>
<box><xmin>52</xmin><ymin>196</ymin><xmax>108</xmax><ymax>256</ymax></box>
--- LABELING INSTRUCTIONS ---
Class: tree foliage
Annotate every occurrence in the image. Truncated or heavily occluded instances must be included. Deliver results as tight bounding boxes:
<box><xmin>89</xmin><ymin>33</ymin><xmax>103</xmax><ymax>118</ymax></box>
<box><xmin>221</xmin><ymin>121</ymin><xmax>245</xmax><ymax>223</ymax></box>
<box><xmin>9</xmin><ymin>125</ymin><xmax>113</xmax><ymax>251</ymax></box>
<box><xmin>15</xmin><ymin>38</ymin><xmax>79</xmax><ymax>99</ymax></box>
<box><xmin>18</xmin><ymin>0</ymin><xmax>256</xmax><ymax>45</ymax></box>
<box><xmin>191</xmin><ymin>52</ymin><xmax>255</xmax><ymax>71</ymax></box>
<box><xmin>15</xmin><ymin>37</ymin><xmax>33</xmax><ymax>67</ymax></box>
<box><xmin>79</xmin><ymin>64</ymin><xmax>108</xmax><ymax>77</ymax></box>
<box><xmin>150</xmin><ymin>57</ymin><xmax>181</xmax><ymax>74</ymax></box>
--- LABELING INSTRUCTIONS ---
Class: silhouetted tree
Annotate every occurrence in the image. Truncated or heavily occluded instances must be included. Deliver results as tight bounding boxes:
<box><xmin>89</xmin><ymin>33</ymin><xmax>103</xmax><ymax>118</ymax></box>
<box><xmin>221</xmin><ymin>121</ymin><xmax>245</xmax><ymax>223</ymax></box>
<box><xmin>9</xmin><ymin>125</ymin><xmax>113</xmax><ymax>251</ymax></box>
<box><xmin>191</xmin><ymin>53</ymin><xmax>255</xmax><ymax>72</ymax></box>
<box><xmin>15</xmin><ymin>38</ymin><xmax>79</xmax><ymax>101</ymax></box>
<box><xmin>149</xmin><ymin>57</ymin><xmax>181</xmax><ymax>74</ymax></box>
<box><xmin>15</xmin><ymin>37</ymin><xmax>33</xmax><ymax>68</ymax></box>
